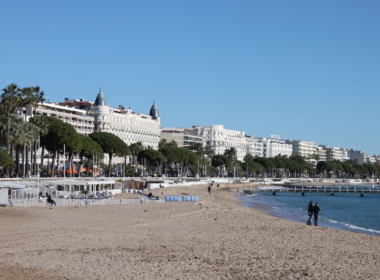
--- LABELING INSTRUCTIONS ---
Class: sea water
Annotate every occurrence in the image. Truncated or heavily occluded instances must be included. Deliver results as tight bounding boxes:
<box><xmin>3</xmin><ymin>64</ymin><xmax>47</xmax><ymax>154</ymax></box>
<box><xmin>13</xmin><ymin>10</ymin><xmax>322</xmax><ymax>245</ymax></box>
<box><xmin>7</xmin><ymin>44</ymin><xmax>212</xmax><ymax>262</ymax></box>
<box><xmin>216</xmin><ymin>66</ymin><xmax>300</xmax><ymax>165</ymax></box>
<box><xmin>240</xmin><ymin>187</ymin><xmax>380</xmax><ymax>236</ymax></box>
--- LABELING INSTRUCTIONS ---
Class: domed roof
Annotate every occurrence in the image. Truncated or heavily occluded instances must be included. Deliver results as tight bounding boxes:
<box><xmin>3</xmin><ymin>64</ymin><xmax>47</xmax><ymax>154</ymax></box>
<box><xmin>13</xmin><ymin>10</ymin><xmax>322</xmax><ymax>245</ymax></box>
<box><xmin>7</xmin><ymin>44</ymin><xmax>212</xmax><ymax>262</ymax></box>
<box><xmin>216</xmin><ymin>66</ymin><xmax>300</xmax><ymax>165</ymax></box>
<box><xmin>149</xmin><ymin>101</ymin><xmax>159</xmax><ymax>118</ymax></box>
<box><xmin>94</xmin><ymin>88</ymin><xmax>107</xmax><ymax>106</ymax></box>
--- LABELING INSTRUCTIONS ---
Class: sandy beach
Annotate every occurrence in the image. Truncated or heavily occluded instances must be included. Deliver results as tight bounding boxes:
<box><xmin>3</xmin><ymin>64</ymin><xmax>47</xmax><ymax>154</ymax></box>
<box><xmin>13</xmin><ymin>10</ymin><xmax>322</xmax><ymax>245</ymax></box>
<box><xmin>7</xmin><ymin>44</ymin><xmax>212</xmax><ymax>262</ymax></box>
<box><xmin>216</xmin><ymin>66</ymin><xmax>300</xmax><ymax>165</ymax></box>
<box><xmin>1</xmin><ymin>183</ymin><xmax>379</xmax><ymax>280</ymax></box>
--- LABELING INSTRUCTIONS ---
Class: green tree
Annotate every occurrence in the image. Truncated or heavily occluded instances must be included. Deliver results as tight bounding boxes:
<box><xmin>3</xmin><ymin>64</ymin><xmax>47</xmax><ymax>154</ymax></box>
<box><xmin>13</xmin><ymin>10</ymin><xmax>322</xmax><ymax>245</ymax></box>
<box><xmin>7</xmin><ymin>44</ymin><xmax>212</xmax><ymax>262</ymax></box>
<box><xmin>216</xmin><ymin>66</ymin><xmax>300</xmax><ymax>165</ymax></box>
<box><xmin>158</xmin><ymin>139</ymin><xmax>167</xmax><ymax>150</ymax></box>
<box><xmin>316</xmin><ymin>161</ymin><xmax>334</xmax><ymax>177</ymax></box>
<box><xmin>29</xmin><ymin>87</ymin><xmax>45</xmax><ymax>174</ymax></box>
<box><xmin>10</xmin><ymin>118</ymin><xmax>39</xmax><ymax>176</ymax></box>
<box><xmin>124</xmin><ymin>164</ymin><xmax>136</xmax><ymax>177</ymax></box>
<box><xmin>160</xmin><ymin>146</ymin><xmax>197</xmax><ymax>176</ymax></box>
<box><xmin>243</xmin><ymin>153</ymin><xmax>255</xmax><ymax>163</ymax></box>
<box><xmin>40</xmin><ymin>116</ymin><xmax>79</xmax><ymax>176</ymax></box>
<box><xmin>137</xmin><ymin>148</ymin><xmax>167</xmax><ymax>174</ymax></box>
<box><xmin>224</xmin><ymin>147</ymin><xmax>237</xmax><ymax>162</ymax></box>
<box><xmin>81</xmin><ymin>189</ymin><xmax>89</xmax><ymax>199</ymax></box>
<box><xmin>211</xmin><ymin>155</ymin><xmax>231</xmax><ymax>176</ymax></box>
<box><xmin>89</xmin><ymin>132</ymin><xmax>130</xmax><ymax>177</ymax></box>
<box><xmin>204</xmin><ymin>146</ymin><xmax>215</xmax><ymax>159</ymax></box>
<box><xmin>29</xmin><ymin>115</ymin><xmax>50</xmax><ymax>175</ymax></box>
<box><xmin>1</xmin><ymin>84</ymin><xmax>22</xmax><ymax>175</ymax></box>
<box><xmin>78</xmin><ymin>134</ymin><xmax>104</xmax><ymax>176</ymax></box>
<box><xmin>0</xmin><ymin>150</ymin><xmax>15</xmax><ymax>170</ymax></box>
<box><xmin>130</xmin><ymin>142</ymin><xmax>145</xmax><ymax>164</ymax></box>
<box><xmin>168</xmin><ymin>140</ymin><xmax>178</xmax><ymax>147</ymax></box>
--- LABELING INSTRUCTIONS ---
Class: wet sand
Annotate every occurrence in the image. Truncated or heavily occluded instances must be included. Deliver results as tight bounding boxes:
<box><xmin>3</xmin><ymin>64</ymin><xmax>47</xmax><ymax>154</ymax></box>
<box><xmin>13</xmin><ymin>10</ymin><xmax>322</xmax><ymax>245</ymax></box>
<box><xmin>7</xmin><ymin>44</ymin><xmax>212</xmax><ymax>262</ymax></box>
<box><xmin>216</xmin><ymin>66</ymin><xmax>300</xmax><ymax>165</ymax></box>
<box><xmin>0</xmin><ymin>183</ymin><xmax>379</xmax><ymax>279</ymax></box>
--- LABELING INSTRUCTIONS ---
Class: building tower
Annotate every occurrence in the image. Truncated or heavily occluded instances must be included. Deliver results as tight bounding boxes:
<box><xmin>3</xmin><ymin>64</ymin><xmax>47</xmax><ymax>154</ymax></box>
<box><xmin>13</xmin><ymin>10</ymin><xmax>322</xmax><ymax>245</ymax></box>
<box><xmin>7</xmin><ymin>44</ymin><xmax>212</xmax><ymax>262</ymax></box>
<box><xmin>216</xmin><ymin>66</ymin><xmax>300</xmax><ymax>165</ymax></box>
<box><xmin>94</xmin><ymin>87</ymin><xmax>107</xmax><ymax>106</ymax></box>
<box><xmin>149</xmin><ymin>101</ymin><xmax>159</xmax><ymax>119</ymax></box>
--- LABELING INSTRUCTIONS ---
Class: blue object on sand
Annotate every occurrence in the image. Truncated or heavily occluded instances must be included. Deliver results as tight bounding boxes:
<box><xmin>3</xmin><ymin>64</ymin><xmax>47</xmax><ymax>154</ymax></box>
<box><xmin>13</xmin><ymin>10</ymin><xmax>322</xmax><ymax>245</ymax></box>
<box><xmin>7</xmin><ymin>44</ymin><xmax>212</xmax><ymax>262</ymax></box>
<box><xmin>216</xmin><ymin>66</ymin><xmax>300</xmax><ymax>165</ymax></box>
<box><xmin>182</xmin><ymin>196</ymin><xmax>198</xmax><ymax>202</ymax></box>
<box><xmin>165</xmin><ymin>196</ymin><xmax>181</xmax><ymax>201</ymax></box>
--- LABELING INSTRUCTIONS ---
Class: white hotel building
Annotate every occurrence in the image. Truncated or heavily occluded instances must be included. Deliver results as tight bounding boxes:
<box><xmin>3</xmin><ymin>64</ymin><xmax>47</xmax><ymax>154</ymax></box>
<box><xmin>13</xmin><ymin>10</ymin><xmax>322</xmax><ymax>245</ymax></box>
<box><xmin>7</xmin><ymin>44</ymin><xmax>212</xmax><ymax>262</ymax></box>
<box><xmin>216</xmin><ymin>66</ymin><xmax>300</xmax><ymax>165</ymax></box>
<box><xmin>285</xmin><ymin>140</ymin><xmax>317</xmax><ymax>158</ymax></box>
<box><xmin>22</xmin><ymin>89</ymin><xmax>161</xmax><ymax>149</ymax></box>
<box><xmin>85</xmin><ymin>89</ymin><xmax>161</xmax><ymax>149</ymax></box>
<box><xmin>263</xmin><ymin>138</ymin><xmax>293</xmax><ymax>158</ymax></box>
<box><xmin>20</xmin><ymin>89</ymin><xmax>161</xmax><ymax>166</ymax></box>
<box><xmin>197</xmin><ymin>125</ymin><xmax>246</xmax><ymax>161</ymax></box>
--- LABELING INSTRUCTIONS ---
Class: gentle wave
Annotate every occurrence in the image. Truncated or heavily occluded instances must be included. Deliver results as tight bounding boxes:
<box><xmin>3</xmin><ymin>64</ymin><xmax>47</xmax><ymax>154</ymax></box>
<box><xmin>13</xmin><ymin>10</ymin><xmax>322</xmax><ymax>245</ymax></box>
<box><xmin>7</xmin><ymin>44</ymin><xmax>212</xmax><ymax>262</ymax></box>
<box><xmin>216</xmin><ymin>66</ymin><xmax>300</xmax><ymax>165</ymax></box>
<box><xmin>325</xmin><ymin>218</ymin><xmax>380</xmax><ymax>235</ymax></box>
<box><xmin>242</xmin><ymin>193</ymin><xmax>380</xmax><ymax>236</ymax></box>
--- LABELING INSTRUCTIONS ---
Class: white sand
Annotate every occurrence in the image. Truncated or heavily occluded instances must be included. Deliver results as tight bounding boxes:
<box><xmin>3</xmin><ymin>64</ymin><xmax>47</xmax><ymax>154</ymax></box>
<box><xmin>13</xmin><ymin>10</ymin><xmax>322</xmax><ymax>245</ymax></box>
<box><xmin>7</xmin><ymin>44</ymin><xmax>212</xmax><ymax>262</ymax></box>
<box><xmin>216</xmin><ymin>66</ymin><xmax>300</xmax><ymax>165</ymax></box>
<box><xmin>0</xmin><ymin>183</ymin><xmax>379</xmax><ymax>279</ymax></box>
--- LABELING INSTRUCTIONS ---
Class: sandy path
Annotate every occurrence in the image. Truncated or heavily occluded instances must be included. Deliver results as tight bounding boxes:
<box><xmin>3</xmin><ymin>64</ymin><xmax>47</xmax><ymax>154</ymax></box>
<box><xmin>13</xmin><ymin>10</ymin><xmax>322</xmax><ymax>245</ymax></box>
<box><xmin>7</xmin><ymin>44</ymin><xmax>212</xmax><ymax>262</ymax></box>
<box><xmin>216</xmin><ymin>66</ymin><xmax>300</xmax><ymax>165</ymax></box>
<box><xmin>0</xmin><ymin>183</ymin><xmax>379</xmax><ymax>279</ymax></box>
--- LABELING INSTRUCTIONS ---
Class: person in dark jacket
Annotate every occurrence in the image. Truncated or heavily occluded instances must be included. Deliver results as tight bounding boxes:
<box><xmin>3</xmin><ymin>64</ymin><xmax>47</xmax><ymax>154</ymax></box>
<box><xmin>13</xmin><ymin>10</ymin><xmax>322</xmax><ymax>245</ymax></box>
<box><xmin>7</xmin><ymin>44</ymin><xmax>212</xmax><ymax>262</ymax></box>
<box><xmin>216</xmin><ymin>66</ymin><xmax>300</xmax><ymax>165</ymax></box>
<box><xmin>47</xmin><ymin>195</ymin><xmax>56</xmax><ymax>206</ymax></box>
<box><xmin>307</xmin><ymin>201</ymin><xmax>314</xmax><ymax>225</ymax></box>
<box><xmin>313</xmin><ymin>202</ymin><xmax>322</xmax><ymax>226</ymax></box>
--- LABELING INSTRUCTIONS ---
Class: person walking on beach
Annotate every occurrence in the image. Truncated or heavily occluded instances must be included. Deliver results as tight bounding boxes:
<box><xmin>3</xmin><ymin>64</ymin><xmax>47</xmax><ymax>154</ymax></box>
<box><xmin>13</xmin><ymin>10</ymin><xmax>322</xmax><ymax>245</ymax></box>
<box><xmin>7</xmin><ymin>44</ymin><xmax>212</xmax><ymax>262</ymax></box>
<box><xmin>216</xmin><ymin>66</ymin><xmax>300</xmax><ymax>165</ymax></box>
<box><xmin>207</xmin><ymin>185</ymin><xmax>211</xmax><ymax>194</ymax></box>
<box><xmin>313</xmin><ymin>202</ymin><xmax>322</xmax><ymax>226</ymax></box>
<box><xmin>307</xmin><ymin>201</ymin><xmax>314</xmax><ymax>225</ymax></box>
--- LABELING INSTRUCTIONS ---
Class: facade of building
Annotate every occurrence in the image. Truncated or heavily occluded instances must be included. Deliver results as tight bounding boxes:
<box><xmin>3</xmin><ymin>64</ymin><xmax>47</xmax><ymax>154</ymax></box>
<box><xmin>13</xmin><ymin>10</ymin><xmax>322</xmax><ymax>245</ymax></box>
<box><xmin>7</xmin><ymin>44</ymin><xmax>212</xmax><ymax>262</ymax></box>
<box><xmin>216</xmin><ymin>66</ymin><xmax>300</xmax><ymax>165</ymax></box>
<box><xmin>197</xmin><ymin>125</ymin><xmax>246</xmax><ymax>161</ymax></box>
<box><xmin>316</xmin><ymin>146</ymin><xmax>327</xmax><ymax>162</ymax></box>
<box><xmin>21</xmin><ymin>89</ymin><xmax>160</xmax><ymax>149</ymax></box>
<box><xmin>346</xmin><ymin>149</ymin><xmax>365</xmax><ymax>164</ymax></box>
<box><xmin>374</xmin><ymin>155</ymin><xmax>380</xmax><ymax>163</ymax></box>
<box><xmin>83</xmin><ymin>89</ymin><xmax>161</xmax><ymax>149</ymax></box>
<box><xmin>365</xmin><ymin>154</ymin><xmax>376</xmax><ymax>164</ymax></box>
<box><xmin>245</xmin><ymin>136</ymin><xmax>255</xmax><ymax>157</ymax></box>
<box><xmin>245</xmin><ymin>137</ymin><xmax>265</xmax><ymax>157</ymax></box>
<box><xmin>160</xmin><ymin>127</ymin><xmax>203</xmax><ymax>148</ymax></box>
<box><xmin>319</xmin><ymin>145</ymin><xmax>344</xmax><ymax>162</ymax></box>
<box><xmin>19</xmin><ymin>102</ymin><xmax>95</xmax><ymax>136</ymax></box>
<box><xmin>262</xmin><ymin>138</ymin><xmax>293</xmax><ymax>158</ymax></box>
<box><xmin>340</xmin><ymin>149</ymin><xmax>350</xmax><ymax>161</ymax></box>
<box><xmin>285</xmin><ymin>140</ymin><xmax>317</xmax><ymax>159</ymax></box>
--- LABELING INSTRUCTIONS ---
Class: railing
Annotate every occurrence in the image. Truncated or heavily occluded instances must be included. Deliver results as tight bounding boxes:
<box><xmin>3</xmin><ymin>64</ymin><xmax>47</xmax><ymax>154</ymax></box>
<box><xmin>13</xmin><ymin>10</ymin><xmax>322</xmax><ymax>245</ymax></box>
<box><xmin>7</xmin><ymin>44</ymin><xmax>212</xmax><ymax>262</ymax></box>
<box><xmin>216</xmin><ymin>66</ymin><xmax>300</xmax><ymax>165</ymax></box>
<box><xmin>9</xmin><ymin>198</ymin><xmax>145</xmax><ymax>207</ymax></box>
<box><xmin>139</xmin><ymin>195</ymin><xmax>165</xmax><ymax>203</ymax></box>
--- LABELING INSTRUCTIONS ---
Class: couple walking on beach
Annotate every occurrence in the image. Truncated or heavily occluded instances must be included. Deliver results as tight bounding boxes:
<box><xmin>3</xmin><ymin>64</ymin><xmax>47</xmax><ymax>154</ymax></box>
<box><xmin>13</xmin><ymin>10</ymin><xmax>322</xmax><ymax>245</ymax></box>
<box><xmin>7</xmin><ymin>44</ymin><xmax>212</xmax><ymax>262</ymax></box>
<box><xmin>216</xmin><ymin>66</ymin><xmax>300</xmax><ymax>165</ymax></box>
<box><xmin>307</xmin><ymin>201</ymin><xmax>321</xmax><ymax>226</ymax></box>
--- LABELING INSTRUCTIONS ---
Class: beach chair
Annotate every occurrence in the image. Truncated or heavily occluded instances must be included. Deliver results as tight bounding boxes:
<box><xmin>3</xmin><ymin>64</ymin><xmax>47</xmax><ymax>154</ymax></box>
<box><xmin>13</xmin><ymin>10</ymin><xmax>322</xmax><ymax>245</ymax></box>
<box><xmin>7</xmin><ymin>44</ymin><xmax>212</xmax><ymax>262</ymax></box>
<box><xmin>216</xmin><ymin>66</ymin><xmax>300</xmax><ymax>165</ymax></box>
<box><xmin>87</xmin><ymin>194</ymin><xmax>97</xmax><ymax>199</ymax></box>
<box><xmin>97</xmin><ymin>192</ymin><xmax>110</xmax><ymax>199</ymax></box>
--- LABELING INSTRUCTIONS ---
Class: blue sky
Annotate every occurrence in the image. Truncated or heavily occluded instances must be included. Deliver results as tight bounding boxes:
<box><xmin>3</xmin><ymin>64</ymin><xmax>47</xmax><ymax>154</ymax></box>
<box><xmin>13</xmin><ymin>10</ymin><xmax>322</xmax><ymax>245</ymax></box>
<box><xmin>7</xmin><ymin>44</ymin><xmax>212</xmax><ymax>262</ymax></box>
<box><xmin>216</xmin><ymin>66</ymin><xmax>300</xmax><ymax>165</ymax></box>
<box><xmin>2</xmin><ymin>1</ymin><xmax>380</xmax><ymax>154</ymax></box>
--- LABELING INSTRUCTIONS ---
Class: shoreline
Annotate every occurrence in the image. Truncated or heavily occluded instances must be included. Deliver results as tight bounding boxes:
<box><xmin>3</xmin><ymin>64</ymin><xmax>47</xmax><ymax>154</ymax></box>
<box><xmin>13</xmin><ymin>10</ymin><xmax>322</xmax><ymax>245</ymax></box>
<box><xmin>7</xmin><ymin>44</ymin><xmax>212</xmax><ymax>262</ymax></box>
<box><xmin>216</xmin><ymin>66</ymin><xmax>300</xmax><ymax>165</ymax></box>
<box><xmin>239</xmin><ymin>188</ymin><xmax>380</xmax><ymax>237</ymax></box>
<box><xmin>1</xmin><ymin>182</ymin><xmax>379</xmax><ymax>279</ymax></box>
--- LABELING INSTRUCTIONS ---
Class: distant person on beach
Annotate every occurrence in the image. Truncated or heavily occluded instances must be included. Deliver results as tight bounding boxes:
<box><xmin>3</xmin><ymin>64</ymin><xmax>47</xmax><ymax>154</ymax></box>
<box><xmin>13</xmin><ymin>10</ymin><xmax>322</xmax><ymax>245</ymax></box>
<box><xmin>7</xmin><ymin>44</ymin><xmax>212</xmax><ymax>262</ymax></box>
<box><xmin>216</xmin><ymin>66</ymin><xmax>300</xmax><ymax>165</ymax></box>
<box><xmin>313</xmin><ymin>202</ymin><xmax>322</xmax><ymax>226</ymax></box>
<box><xmin>47</xmin><ymin>195</ymin><xmax>56</xmax><ymax>206</ymax></box>
<box><xmin>307</xmin><ymin>201</ymin><xmax>314</xmax><ymax>225</ymax></box>
<box><xmin>207</xmin><ymin>185</ymin><xmax>211</xmax><ymax>194</ymax></box>
<box><xmin>237</xmin><ymin>189</ymin><xmax>240</xmax><ymax>196</ymax></box>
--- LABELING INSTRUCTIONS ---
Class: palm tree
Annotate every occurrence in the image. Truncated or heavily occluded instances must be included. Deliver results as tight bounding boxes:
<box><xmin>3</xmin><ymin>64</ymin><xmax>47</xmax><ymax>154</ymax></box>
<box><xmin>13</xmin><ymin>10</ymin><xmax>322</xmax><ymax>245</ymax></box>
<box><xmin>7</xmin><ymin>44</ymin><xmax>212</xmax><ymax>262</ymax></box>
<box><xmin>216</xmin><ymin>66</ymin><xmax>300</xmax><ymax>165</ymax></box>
<box><xmin>19</xmin><ymin>87</ymin><xmax>37</xmax><ymax>108</ymax></box>
<box><xmin>31</xmin><ymin>86</ymin><xmax>45</xmax><ymax>174</ymax></box>
<box><xmin>25</xmin><ymin>123</ymin><xmax>39</xmax><ymax>177</ymax></box>
<box><xmin>81</xmin><ymin>189</ymin><xmax>89</xmax><ymax>199</ymax></box>
<box><xmin>1</xmin><ymin>84</ymin><xmax>22</xmax><ymax>175</ymax></box>
<box><xmin>30</xmin><ymin>116</ymin><xmax>49</xmax><ymax>176</ymax></box>
<box><xmin>129</xmin><ymin>142</ymin><xmax>144</xmax><ymax>174</ymax></box>
<box><xmin>9</xmin><ymin>118</ymin><xmax>24</xmax><ymax>174</ymax></box>
<box><xmin>158</xmin><ymin>139</ymin><xmax>167</xmax><ymax>150</ymax></box>
<box><xmin>130</xmin><ymin>142</ymin><xmax>144</xmax><ymax>163</ymax></box>
<box><xmin>9</xmin><ymin>119</ymin><xmax>39</xmax><ymax>176</ymax></box>
<box><xmin>204</xmin><ymin>145</ymin><xmax>215</xmax><ymax>176</ymax></box>
<box><xmin>20</xmin><ymin>86</ymin><xmax>45</xmax><ymax>174</ymax></box>
<box><xmin>82</xmin><ymin>158</ymin><xmax>94</xmax><ymax>177</ymax></box>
